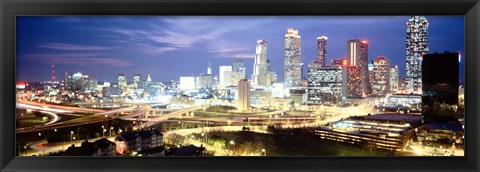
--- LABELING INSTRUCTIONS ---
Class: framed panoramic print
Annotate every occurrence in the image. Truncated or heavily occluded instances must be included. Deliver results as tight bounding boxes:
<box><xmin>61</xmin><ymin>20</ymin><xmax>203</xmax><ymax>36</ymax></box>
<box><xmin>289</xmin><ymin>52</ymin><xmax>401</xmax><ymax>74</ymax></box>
<box><xmin>1</xmin><ymin>0</ymin><xmax>479</xmax><ymax>172</ymax></box>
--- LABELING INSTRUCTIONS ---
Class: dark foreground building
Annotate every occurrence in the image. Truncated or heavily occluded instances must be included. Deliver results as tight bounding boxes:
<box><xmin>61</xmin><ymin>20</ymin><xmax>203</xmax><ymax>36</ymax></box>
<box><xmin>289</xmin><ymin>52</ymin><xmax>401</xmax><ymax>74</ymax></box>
<box><xmin>61</xmin><ymin>138</ymin><xmax>116</xmax><ymax>156</ymax></box>
<box><xmin>422</xmin><ymin>51</ymin><xmax>459</xmax><ymax>117</ymax></box>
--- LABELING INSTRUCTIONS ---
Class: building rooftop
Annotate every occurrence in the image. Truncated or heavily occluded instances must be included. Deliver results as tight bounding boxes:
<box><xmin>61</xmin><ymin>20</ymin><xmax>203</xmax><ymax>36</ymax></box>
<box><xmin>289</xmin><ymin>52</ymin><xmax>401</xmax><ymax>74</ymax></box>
<box><xmin>422</xmin><ymin>122</ymin><xmax>463</xmax><ymax>132</ymax></box>
<box><xmin>116</xmin><ymin>129</ymin><xmax>163</xmax><ymax>142</ymax></box>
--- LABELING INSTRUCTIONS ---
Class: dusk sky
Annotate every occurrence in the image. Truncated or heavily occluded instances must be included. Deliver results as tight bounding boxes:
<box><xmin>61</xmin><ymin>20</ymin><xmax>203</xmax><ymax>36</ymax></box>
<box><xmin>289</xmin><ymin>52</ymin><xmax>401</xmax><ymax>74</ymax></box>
<box><xmin>16</xmin><ymin>16</ymin><xmax>464</xmax><ymax>83</ymax></box>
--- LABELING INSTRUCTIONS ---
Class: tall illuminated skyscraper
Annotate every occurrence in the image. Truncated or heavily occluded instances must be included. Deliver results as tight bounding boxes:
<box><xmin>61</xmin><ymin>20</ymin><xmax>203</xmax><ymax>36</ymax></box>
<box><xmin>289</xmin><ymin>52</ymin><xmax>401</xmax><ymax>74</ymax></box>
<box><xmin>252</xmin><ymin>39</ymin><xmax>269</xmax><ymax>86</ymax></box>
<box><xmin>118</xmin><ymin>74</ymin><xmax>127</xmax><ymax>91</ymax></box>
<box><xmin>372</xmin><ymin>56</ymin><xmax>390</xmax><ymax>96</ymax></box>
<box><xmin>284</xmin><ymin>28</ymin><xmax>302</xmax><ymax>88</ymax></box>
<box><xmin>133</xmin><ymin>74</ymin><xmax>141</xmax><ymax>89</ymax></box>
<box><xmin>406</xmin><ymin>16</ymin><xmax>429</xmax><ymax>94</ymax></box>
<box><xmin>347</xmin><ymin>39</ymin><xmax>369</xmax><ymax>97</ymax></box>
<box><xmin>317</xmin><ymin>36</ymin><xmax>328</xmax><ymax>67</ymax></box>
<box><xmin>390</xmin><ymin>66</ymin><xmax>399</xmax><ymax>93</ymax></box>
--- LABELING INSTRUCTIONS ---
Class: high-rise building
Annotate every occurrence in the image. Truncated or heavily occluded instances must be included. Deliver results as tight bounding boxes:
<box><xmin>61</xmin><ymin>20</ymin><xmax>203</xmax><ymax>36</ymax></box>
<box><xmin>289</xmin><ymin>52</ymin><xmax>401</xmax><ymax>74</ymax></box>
<box><xmin>233</xmin><ymin>59</ymin><xmax>245</xmax><ymax>75</ymax></box>
<box><xmin>196</xmin><ymin>63</ymin><xmax>217</xmax><ymax>89</ymax></box>
<box><xmin>368</xmin><ymin>63</ymin><xmax>375</xmax><ymax>95</ymax></box>
<box><xmin>347</xmin><ymin>39</ymin><xmax>369</xmax><ymax>97</ymax></box>
<box><xmin>232</xmin><ymin>59</ymin><xmax>246</xmax><ymax>86</ymax></box>
<box><xmin>179</xmin><ymin>76</ymin><xmax>196</xmax><ymax>91</ymax></box>
<box><xmin>252</xmin><ymin>40</ymin><xmax>269</xmax><ymax>86</ymax></box>
<box><xmin>237</xmin><ymin>79</ymin><xmax>251</xmax><ymax>111</ymax></box>
<box><xmin>89</xmin><ymin>78</ymin><xmax>98</xmax><ymax>92</ymax></box>
<box><xmin>284</xmin><ymin>28</ymin><xmax>303</xmax><ymax>88</ymax></box>
<box><xmin>347</xmin><ymin>66</ymin><xmax>363</xmax><ymax>98</ymax></box>
<box><xmin>422</xmin><ymin>52</ymin><xmax>459</xmax><ymax>116</ymax></box>
<box><xmin>219</xmin><ymin>66</ymin><xmax>233</xmax><ymax>89</ymax></box>
<box><xmin>133</xmin><ymin>74</ymin><xmax>141</xmax><ymax>89</ymax></box>
<box><xmin>207</xmin><ymin>62</ymin><xmax>212</xmax><ymax>75</ymax></box>
<box><xmin>118</xmin><ymin>74</ymin><xmax>127</xmax><ymax>91</ymax></box>
<box><xmin>307</xmin><ymin>62</ymin><xmax>347</xmax><ymax>105</ymax></box>
<box><xmin>390</xmin><ymin>66</ymin><xmax>399</xmax><ymax>93</ymax></box>
<box><xmin>406</xmin><ymin>16</ymin><xmax>429</xmax><ymax>94</ymax></box>
<box><xmin>372</xmin><ymin>56</ymin><xmax>391</xmax><ymax>96</ymax></box>
<box><xmin>317</xmin><ymin>36</ymin><xmax>328</xmax><ymax>67</ymax></box>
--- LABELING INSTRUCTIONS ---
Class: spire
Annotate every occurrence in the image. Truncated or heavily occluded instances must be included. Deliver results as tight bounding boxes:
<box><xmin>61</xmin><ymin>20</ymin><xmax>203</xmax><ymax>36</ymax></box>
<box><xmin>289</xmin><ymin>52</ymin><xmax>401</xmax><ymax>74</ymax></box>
<box><xmin>147</xmin><ymin>74</ymin><xmax>152</xmax><ymax>82</ymax></box>
<box><xmin>207</xmin><ymin>62</ymin><xmax>212</xmax><ymax>75</ymax></box>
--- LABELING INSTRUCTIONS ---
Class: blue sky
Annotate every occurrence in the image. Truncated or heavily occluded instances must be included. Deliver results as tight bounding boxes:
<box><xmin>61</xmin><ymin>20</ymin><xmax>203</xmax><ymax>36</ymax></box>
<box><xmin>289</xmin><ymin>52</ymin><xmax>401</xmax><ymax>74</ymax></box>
<box><xmin>16</xmin><ymin>16</ymin><xmax>464</xmax><ymax>83</ymax></box>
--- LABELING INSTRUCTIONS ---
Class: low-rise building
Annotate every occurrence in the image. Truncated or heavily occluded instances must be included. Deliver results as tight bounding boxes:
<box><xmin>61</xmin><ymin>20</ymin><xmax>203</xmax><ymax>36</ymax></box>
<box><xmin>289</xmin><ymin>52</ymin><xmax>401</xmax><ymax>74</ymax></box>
<box><xmin>115</xmin><ymin>129</ymin><xmax>163</xmax><ymax>155</ymax></box>
<box><xmin>315</xmin><ymin>115</ymin><xmax>416</xmax><ymax>151</ymax></box>
<box><xmin>62</xmin><ymin>138</ymin><xmax>116</xmax><ymax>156</ymax></box>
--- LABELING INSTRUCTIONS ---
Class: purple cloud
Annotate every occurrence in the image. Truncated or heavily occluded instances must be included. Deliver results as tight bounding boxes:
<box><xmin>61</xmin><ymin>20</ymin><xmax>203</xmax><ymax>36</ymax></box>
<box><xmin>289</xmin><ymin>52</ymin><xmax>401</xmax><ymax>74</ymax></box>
<box><xmin>38</xmin><ymin>43</ymin><xmax>110</xmax><ymax>51</ymax></box>
<box><xmin>21</xmin><ymin>53</ymin><xmax>133</xmax><ymax>67</ymax></box>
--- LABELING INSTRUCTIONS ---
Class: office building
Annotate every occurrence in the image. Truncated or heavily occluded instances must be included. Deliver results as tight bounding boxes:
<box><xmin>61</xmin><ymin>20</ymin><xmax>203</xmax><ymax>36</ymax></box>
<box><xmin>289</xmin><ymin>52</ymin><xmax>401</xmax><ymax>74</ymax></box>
<box><xmin>237</xmin><ymin>79</ymin><xmax>251</xmax><ymax>111</ymax></box>
<box><xmin>133</xmin><ymin>74</ymin><xmax>141</xmax><ymax>89</ymax></box>
<box><xmin>252</xmin><ymin>40</ymin><xmax>269</xmax><ymax>86</ymax></box>
<box><xmin>406</xmin><ymin>16</ymin><xmax>429</xmax><ymax>94</ymax></box>
<box><xmin>422</xmin><ymin>52</ymin><xmax>459</xmax><ymax>116</ymax></box>
<box><xmin>317</xmin><ymin>36</ymin><xmax>328</xmax><ymax>67</ymax></box>
<box><xmin>315</xmin><ymin>115</ymin><xmax>416</xmax><ymax>152</ymax></box>
<box><xmin>390</xmin><ymin>66</ymin><xmax>399</xmax><ymax>93</ymax></box>
<box><xmin>284</xmin><ymin>28</ymin><xmax>303</xmax><ymax>88</ymax></box>
<box><xmin>118</xmin><ymin>74</ymin><xmax>127</xmax><ymax>91</ymax></box>
<box><xmin>89</xmin><ymin>78</ymin><xmax>98</xmax><ymax>92</ymax></box>
<box><xmin>347</xmin><ymin>39</ymin><xmax>369</xmax><ymax>97</ymax></box>
<box><xmin>346</xmin><ymin>66</ymin><xmax>363</xmax><ymax>98</ymax></box>
<box><xmin>196</xmin><ymin>63</ymin><xmax>217</xmax><ymax>89</ymax></box>
<box><xmin>179</xmin><ymin>76</ymin><xmax>196</xmax><ymax>91</ymax></box>
<box><xmin>219</xmin><ymin>66</ymin><xmax>233</xmax><ymax>89</ymax></box>
<box><xmin>232</xmin><ymin>59</ymin><xmax>246</xmax><ymax>85</ymax></box>
<box><xmin>372</xmin><ymin>56</ymin><xmax>390</xmax><ymax>96</ymax></box>
<box><xmin>307</xmin><ymin>62</ymin><xmax>347</xmax><ymax>105</ymax></box>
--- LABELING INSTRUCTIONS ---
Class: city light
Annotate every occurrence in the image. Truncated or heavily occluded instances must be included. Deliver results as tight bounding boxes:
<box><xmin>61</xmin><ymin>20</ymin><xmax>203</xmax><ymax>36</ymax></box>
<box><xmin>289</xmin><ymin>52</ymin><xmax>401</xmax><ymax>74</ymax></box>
<box><xmin>15</xmin><ymin>16</ymin><xmax>463</xmax><ymax>157</ymax></box>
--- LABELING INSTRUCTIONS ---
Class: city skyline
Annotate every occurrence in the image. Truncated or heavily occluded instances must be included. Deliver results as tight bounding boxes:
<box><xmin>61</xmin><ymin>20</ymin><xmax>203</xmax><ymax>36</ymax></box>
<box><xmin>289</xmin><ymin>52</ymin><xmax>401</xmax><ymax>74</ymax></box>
<box><xmin>17</xmin><ymin>16</ymin><xmax>464</xmax><ymax>83</ymax></box>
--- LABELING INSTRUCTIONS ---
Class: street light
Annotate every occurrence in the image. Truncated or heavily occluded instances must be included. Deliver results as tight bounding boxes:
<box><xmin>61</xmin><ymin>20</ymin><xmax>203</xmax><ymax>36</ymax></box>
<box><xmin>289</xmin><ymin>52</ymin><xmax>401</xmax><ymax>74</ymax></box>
<box><xmin>103</xmin><ymin>129</ymin><xmax>107</xmax><ymax>138</ymax></box>
<box><xmin>229</xmin><ymin>140</ymin><xmax>235</xmax><ymax>145</ymax></box>
<box><xmin>110</xmin><ymin>127</ymin><xmax>113</xmax><ymax>138</ymax></box>
<box><xmin>70</xmin><ymin>131</ymin><xmax>74</xmax><ymax>144</ymax></box>
<box><xmin>261</xmin><ymin>148</ymin><xmax>266</xmax><ymax>156</ymax></box>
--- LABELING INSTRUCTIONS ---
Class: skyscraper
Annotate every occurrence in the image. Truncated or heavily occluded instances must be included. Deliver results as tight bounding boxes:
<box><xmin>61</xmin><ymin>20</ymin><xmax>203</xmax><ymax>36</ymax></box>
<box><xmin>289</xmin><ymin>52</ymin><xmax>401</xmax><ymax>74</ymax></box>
<box><xmin>372</xmin><ymin>56</ymin><xmax>390</xmax><ymax>96</ymax></box>
<box><xmin>237</xmin><ymin>79</ymin><xmax>251</xmax><ymax>111</ymax></box>
<box><xmin>118</xmin><ymin>74</ymin><xmax>127</xmax><ymax>91</ymax></box>
<box><xmin>232</xmin><ymin>59</ymin><xmax>246</xmax><ymax>86</ymax></box>
<box><xmin>390</xmin><ymin>66</ymin><xmax>399</xmax><ymax>93</ymax></box>
<box><xmin>406</xmin><ymin>16</ymin><xmax>429</xmax><ymax>94</ymax></box>
<box><xmin>347</xmin><ymin>39</ymin><xmax>369</xmax><ymax>97</ymax></box>
<box><xmin>252</xmin><ymin>40</ymin><xmax>269</xmax><ymax>86</ymax></box>
<box><xmin>133</xmin><ymin>74</ymin><xmax>141</xmax><ymax>89</ymax></box>
<box><xmin>307</xmin><ymin>62</ymin><xmax>347</xmax><ymax>105</ymax></box>
<box><xmin>347</xmin><ymin>66</ymin><xmax>362</xmax><ymax>98</ymax></box>
<box><xmin>284</xmin><ymin>28</ymin><xmax>303</xmax><ymax>88</ymax></box>
<box><xmin>219</xmin><ymin>66</ymin><xmax>233</xmax><ymax>89</ymax></box>
<box><xmin>196</xmin><ymin>62</ymin><xmax>217</xmax><ymax>89</ymax></box>
<box><xmin>232</xmin><ymin>59</ymin><xmax>246</xmax><ymax>77</ymax></box>
<box><xmin>207</xmin><ymin>62</ymin><xmax>212</xmax><ymax>75</ymax></box>
<box><xmin>317</xmin><ymin>36</ymin><xmax>328</xmax><ymax>67</ymax></box>
<box><xmin>179</xmin><ymin>76</ymin><xmax>196</xmax><ymax>91</ymax></box>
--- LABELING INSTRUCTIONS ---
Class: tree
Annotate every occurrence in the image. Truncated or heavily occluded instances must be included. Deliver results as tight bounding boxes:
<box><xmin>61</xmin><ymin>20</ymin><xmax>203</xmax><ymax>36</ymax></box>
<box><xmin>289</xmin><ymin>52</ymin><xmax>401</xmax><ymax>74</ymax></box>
<box><xmin>165</xmin><ymin>133</ymin><xmax>185</xmax><ymax>146</ymax></box>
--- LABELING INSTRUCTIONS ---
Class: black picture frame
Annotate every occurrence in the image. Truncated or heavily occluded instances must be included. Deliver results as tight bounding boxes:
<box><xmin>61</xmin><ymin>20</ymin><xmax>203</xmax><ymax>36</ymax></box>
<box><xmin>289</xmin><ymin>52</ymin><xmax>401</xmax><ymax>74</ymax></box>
<box><xmin>1</xmin><ymin>0</ymin><xmax>479</xmax><ymax>172</ymax></box>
